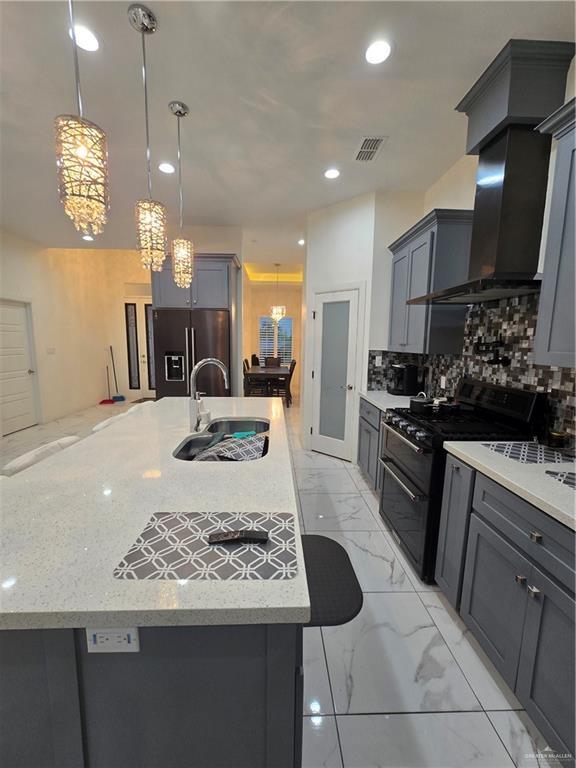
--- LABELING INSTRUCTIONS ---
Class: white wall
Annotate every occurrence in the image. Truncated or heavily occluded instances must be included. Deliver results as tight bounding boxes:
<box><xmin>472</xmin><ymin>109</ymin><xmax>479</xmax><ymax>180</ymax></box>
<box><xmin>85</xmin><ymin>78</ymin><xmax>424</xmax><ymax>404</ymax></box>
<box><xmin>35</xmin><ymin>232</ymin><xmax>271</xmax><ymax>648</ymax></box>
<box><xmin>423</xmin><ymin>155</ymin><xmax>478</xmax><ymax>211</ymax></box>
<box><xmin>302</xmin><ymin>193</ymin><xmax>376</xmax><ymax>451</ymax></box>
<box><xmin>0</xmin><ymin>230</ymin><xmax>117</xmax><ymax>425</ymax></box>
<box><xmin>370</xmin><ymin>190</ymin><xmax>425</xmax><ymax>350</ymax></box>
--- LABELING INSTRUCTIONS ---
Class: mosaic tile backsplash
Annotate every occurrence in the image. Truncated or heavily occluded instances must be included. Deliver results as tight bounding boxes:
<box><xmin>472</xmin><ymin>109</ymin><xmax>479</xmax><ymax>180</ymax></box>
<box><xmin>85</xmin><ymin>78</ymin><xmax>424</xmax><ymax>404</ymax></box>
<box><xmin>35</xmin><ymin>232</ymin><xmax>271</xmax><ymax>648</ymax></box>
<box><xmin>368</xmin><ymin>293</ymin><xmax>576</xmax><ymax>435</ymax></box>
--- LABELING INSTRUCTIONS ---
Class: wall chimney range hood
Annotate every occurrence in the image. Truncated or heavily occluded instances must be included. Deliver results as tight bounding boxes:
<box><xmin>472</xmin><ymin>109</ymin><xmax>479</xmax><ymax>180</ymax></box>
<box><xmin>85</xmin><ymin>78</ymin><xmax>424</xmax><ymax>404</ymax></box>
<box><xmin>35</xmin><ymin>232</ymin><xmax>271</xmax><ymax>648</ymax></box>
<box><xmin>409</xmin><ymin>40</ymin><xmax>575</xmax><ymax>306</ymax></box>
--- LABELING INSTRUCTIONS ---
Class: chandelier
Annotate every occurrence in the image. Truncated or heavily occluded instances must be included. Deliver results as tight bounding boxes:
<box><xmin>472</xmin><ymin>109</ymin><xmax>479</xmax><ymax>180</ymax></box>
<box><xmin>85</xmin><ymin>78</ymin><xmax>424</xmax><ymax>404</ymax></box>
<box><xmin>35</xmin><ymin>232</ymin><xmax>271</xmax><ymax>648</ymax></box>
<box><xmin>129</xmin><ymin>4</ymin><xmax>167</xmax><ymax>271</ymax></box>
<box><xmin>270</xmin><ymin>264</ymin><xmax>286</xmax><ymax>324</ymax></box>
<box><xmin>55</xmin><ymin>0</ymin><xmax>109</xmax><ymax>237</ymax></box>
<box><xmin>169</xmin><ymin>101</ymin><xmax>194</xmax><ymax>288</ymax></box>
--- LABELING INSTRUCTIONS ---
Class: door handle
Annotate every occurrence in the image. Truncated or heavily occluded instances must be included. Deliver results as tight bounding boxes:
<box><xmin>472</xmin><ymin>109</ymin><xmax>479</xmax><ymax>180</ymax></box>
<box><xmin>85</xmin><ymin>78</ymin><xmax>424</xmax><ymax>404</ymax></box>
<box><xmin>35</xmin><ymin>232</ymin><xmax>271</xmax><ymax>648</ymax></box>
<box><xmin>184</xmin><ymin>328</ymin><xmax>190</xmax><ymax>394</ymax></box>
<box><xmin>27</xmin><ymin>369</ymin><xmax>36</xmax><ymax>374</ymax></box>
<box><xmin>379</xmin><ymin>458</ymin><xmax>424</xmax><ymax>502</ymax></box>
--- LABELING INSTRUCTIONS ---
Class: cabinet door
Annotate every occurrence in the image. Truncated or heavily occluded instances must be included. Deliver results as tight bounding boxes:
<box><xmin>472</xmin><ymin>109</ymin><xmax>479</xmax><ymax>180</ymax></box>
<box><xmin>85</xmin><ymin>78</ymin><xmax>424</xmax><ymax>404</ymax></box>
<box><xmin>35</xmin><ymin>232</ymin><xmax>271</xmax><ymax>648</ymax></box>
<box><xmin>435</xmin><ymin>457</ymin><xmax>475</xmax><ymax>609</ymax></box>
<box><xmin>534</xmin><ymin>130</ymin><xmax>575</xmax><ymax>367</ymax></box>
<box><xmin>358</xmin><ymin>417</ymin><xmax>377</xmax><ymax>487</ymax></box>
<box><xmin>388</xmin><ymin>248</ymin><xmax>410</xmax><ymax>351</ymax></box>
<box><xmin>460</xmin><ymin>514</ymin><xmax>530</xmax><ymax>687</ymax></box>
<box><xmin>152</xmin><ymin>259</ymin><xmax>192</xmax><ymax>308</ymax></box>
<box><xmin>405</xmin><ymin>231</ymin><xmax>432</xmax><ymax>353</ymax></box>
<box><xmin>192</xmin><ymin>260</ymin><xmax>229</xmax><ymax>309</ymax></box>
<box><xmin>516</xmin><ymin>566</ymin><xmax>575</xmax><ymax>757</ymax></box>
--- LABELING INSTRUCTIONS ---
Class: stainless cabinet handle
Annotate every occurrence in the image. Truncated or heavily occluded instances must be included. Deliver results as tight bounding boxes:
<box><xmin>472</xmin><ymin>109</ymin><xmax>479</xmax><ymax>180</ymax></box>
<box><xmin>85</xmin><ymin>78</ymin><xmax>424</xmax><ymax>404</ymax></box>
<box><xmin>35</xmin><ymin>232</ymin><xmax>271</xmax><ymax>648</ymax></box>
<box><xmin>452</xmin><ymin>464</ymin><xmax>460</xmax><ymax>473</ymax></box>
<box><xmin>191</xmin><ymin>327</ymin><xmax>196</xmax><ymax>368</ymax></box>
<box><xmin>383</xmin><ymin>423</ymin><xmax>427</xmax><ymax>454</ymax></box>
<box><xmin>529</xmin><ymin>531</ymin><xmax>542</xmax><ymax>543</ymax></box>
<box><xmin>515</xmin><ymin>575</ymin><xmax>527</xmax><ymax>585</ymax></box>
<box><xmin>184</xmin><ymin>328</ymin><xmax>190</xmax><ymax>394</ymax></box>
<box><xmin>528</xmin><ymin>585</ymin><xmax>541</xmax><ymax>598</ymax></box>
<box><xmin>379</xmin><ymin>458</ymin><xmax>424</xmax><ymax>502</ymax></box>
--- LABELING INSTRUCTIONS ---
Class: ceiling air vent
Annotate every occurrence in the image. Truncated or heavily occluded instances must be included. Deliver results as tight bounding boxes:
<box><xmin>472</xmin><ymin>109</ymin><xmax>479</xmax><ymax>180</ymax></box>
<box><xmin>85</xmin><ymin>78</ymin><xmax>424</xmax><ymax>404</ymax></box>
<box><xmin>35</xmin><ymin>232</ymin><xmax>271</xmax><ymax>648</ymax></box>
<box><xmin>355</xmin><ymin>136</ymin><xmax>387</xmax><ymax>162</ymax></box>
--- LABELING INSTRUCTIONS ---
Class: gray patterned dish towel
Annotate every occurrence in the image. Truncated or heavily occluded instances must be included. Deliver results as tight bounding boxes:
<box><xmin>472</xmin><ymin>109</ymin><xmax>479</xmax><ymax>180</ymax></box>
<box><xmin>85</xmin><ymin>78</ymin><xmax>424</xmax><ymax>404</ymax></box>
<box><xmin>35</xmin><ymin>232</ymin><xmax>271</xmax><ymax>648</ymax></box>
<box><xmin>195</xmin><ymin>434</ymin><xmax>268</xmax><ymax>461</ymax></box>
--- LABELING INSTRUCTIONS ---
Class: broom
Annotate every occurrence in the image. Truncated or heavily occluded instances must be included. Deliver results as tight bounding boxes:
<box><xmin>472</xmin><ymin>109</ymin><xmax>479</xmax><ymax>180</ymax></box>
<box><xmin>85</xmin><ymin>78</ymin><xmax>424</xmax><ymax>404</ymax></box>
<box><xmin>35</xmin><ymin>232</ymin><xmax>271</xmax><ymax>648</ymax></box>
<box><xmin>109</xmin><ymin>345</ymin><xmax>126</xmax><ymax>402</ymax></box>
<box><xmin>99</xmin><ymin>366</ymin><xmax>115</xmax><ymax>405</ymax></box>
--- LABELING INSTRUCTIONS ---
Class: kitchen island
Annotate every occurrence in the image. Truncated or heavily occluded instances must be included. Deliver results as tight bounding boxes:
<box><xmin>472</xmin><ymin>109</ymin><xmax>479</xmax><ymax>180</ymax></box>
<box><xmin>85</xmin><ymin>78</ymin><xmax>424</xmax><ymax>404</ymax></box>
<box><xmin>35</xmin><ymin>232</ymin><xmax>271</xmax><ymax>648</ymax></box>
<box><xmin>0</xmin><ymin>397</ymin><xmax>309</xmax><ymax>768</ymax></box>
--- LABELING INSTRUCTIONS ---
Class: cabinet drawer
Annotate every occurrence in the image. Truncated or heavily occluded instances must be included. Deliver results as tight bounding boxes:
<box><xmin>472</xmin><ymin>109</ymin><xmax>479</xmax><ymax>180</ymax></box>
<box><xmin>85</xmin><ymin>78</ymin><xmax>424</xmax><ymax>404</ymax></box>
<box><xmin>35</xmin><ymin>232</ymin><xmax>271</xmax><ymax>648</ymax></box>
<box><xmin>473</xmin><ymin>474</ymin><xmax>575</xmax><ymax>592</ymax></box>
<box><xmin>359</xmin><ymin>398</ymin><xmax>381</xmax><ymax>430</ymax></box>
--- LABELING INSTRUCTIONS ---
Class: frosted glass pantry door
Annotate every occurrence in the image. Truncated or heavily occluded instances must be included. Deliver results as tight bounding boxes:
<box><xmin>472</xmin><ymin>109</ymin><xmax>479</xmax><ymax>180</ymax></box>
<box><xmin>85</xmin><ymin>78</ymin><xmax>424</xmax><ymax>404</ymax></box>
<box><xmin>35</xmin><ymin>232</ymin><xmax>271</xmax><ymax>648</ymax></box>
<box><xmin>311</xmin><ymin>289</ymin><xmax>359</xmax><ymax>460</ymax></box>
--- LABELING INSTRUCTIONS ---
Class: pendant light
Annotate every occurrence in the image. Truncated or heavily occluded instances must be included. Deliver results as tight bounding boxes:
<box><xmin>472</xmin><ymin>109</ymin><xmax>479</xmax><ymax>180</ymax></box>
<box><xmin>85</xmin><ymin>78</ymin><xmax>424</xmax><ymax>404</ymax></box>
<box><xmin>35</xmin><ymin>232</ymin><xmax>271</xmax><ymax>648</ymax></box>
<box><xmin>129</xmin><ymin>4</ymin><xmax>167</xmax><ymax>271</ymax></box>
<box><xmin>270</xmin><ymin>263</ymin><xmax>286</xmax><ymax>324</ymax></box>
<box><xmin>169</xmin><ymin>101</ymin><xmax>194</xmax><ymax>288</ymax></box>
<box><xmin>55</xmin><ymin>0</ymin><xmax>109</xmax><ymax>237</ymax></box>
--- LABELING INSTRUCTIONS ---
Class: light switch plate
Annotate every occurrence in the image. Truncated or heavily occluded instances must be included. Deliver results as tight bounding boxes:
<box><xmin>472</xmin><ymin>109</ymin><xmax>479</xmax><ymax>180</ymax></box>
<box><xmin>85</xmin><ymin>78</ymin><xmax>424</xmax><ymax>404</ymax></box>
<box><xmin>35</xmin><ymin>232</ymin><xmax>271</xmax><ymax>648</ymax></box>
<box><xmin>375</xmin><ymin>355</ymin><xmax>382</xmax><ymax>367</ymax></box>
<box><xmin>86</xmin><ymin>628</ymin><xmax>140</xmax><ymax>653</ymax></box>
<box><xmin>440</xmin><ymin>375</ymin><xmax>447</xmax><ymax>390</ymax></box>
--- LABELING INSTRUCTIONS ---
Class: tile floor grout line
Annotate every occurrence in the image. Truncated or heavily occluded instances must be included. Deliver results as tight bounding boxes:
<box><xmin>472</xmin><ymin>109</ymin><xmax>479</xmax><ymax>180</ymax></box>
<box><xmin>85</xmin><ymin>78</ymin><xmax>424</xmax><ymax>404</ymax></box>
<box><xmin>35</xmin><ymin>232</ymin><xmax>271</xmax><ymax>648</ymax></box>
<box><xmin>483</xmin><ymin>710</ymin><xmax>524</xmax><ymax>768</ymax></box>
<box><xmin>319</xmin><ymin>625</ymin><xmax>346</xmax><ymax>767</ymax></box>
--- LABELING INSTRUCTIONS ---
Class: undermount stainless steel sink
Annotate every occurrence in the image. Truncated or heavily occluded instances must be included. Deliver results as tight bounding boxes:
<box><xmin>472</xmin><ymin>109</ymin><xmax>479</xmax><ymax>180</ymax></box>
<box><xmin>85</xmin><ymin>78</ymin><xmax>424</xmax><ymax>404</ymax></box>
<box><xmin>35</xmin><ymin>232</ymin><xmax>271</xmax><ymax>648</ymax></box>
<box><xmin>173</xmin><ymin>418</ymin><xmax>270</xmax><ymax>461</ymax></box>
<box><xmin>205</xmin><ymin>417</ymin><xmax>270</xmax><ymax>436</ymax></box>
<box><xmin>172</xmin><ymin>433</ymin><xmax>224</xmax><ymax>461</ymax></box>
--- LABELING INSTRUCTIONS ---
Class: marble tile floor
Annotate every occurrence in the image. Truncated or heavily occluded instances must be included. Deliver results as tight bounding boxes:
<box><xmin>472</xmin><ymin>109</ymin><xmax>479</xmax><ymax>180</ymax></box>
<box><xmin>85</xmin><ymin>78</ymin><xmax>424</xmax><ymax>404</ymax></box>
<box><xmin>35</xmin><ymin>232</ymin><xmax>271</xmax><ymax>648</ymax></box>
<box><xmin>0</xmin><ymin>401</ymin><xmax>136</xmax><ymax>468</ymax></box>
<box><xmin>286</xmin><ymin>408</ymin><xmax>560</xmax><ymax>768</ymax></box>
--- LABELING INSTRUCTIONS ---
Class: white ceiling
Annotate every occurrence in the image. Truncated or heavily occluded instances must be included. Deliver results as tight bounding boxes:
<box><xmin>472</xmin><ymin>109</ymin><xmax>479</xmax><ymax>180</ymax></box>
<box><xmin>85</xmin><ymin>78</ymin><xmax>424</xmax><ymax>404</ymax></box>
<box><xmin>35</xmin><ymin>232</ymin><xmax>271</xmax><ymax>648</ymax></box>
<box><xmin>1</xmin><ymin>1</ymin><xmax>574</xmax><ymax>250</ymax></box>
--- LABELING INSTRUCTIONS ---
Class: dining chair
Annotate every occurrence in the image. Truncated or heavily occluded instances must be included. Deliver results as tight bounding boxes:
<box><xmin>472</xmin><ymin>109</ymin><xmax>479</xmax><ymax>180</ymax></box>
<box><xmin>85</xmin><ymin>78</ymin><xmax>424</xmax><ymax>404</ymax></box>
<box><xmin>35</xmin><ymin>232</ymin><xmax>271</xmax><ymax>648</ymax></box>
<box><xmin>243</xmin><ymin>359</ymin><xmax>249</xmax><ymax>374</ymax></box>
<box><xmin>251</xmin><ymin>354</ymin><xmax>260</xmax><ymax>367</ymax></box>
<box><xmin>1</xmin><ymin>436</ymin><xmax>81</xmax><ymax>476</ymax></box>
<box><xmin>264</xmin><ymin>356</ymin><xmax>281</xmax><ymax>367</ymax></box>
<box><xmin>273</xmin><ymin>359</ymin><xmax>297</xmax><ymax>407</ymax></box>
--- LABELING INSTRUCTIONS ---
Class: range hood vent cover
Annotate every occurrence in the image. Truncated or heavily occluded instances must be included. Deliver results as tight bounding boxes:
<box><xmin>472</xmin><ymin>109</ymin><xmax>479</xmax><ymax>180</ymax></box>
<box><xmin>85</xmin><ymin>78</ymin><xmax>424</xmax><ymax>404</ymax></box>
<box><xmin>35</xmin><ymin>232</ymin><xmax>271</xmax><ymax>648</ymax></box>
<box><xmin>355</xmin><ymin>136</ymin><xmax>387</xmax><ymax>162</ymax></box>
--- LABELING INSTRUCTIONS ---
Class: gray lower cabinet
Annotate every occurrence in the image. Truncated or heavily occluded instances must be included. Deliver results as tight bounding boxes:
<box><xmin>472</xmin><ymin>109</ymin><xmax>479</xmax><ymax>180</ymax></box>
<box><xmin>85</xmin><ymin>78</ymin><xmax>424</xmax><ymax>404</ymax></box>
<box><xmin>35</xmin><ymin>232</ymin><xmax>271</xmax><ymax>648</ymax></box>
<box><xmin>435</xmin><ymin>456</ymin><xmax>475</xmax><ymax>609</ymax></box>
<box><xmin>387</xmin><ymin>209</ymin><xmax>472</xmax><ymax>354</ymax></box>
<box><xmin>451</xmin><ymin>466</ymin><xmax>575</xmax><ymax>757</ymax></box>
<box><xmin>516</xmin><ymin>565</ymin><xmax>575</xmax><ymax>757</ymax></box>
<box><xmin>358</xmin><ymin>416</ymin><xmax>378</xmax><ymax>488</ymax></box>
<box><xmin>152</xmin><ymin>256</ymin><xmax>231</xmax><ymax>309</ymax></box>
<box><xmin>534</xmin><ymin>99</ymin><xmax>575</xmax><ymax>368</ymax></box>
<box><xmin>460</xmin><ymin>513</ymin><xmax>531</xmax><ymax>688</ymax></box>
<box><xmin>1</xmin><ymin>624</ymin><xmax>303</xmax><ymax>768</ymax></box>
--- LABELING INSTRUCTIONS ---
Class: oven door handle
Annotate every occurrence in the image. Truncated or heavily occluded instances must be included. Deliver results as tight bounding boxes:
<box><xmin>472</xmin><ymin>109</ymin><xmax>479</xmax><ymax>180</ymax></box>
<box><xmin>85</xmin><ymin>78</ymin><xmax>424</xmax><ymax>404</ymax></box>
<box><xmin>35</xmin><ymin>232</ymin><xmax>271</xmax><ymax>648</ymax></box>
<box><xmin>382</xmin><ymin>422</ymin><xmax>429</xmax><ymax>454</ymax></box>
<box><xmin>379</xmin><ymin>458</ymin><xmax>425</xmax><ymax>502</ymax></box>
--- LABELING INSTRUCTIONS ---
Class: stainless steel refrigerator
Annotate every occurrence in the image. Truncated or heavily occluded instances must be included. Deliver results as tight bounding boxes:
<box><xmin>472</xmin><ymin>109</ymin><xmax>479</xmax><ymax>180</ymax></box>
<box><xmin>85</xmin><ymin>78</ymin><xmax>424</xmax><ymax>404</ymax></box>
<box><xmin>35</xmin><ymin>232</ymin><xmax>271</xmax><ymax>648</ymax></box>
<box><xmin>153</xmin><ymin>309</ymin><xmax>230</xmax><ymax>398</ymax></box>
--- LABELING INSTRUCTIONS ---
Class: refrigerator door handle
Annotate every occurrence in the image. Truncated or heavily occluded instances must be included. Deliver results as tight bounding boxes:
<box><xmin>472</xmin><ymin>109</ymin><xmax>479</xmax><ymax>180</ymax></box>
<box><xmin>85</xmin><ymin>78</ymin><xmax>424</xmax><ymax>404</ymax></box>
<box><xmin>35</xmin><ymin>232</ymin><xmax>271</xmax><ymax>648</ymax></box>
<box><xmin>185</xmin><ymin>327</ymin><xmax>190</xmax><ymax>394</ymax></box>
<box><xmin>191</xmin><ymin>327</ymin><xmax>196</xmax><ymax>369</ymax></box>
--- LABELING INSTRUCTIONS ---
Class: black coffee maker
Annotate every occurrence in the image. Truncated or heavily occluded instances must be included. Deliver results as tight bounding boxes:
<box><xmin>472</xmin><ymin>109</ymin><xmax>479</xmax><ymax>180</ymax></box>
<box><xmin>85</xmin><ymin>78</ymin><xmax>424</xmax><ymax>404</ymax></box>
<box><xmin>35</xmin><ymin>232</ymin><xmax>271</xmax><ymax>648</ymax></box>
<box><xmin>388</xmin><ymin>364</ymin><xmax>420</xmax><ymax>396</ymax></box>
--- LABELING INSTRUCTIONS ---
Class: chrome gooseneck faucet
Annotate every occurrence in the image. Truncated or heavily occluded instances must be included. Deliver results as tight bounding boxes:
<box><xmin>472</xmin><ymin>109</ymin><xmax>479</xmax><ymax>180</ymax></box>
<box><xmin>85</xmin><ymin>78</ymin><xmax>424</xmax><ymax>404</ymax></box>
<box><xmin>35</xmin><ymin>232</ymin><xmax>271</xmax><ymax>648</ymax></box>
<box><xmin>190</xmin><ymin>358</ymin><xmax>229</xmax><ymax>431</ymax></box>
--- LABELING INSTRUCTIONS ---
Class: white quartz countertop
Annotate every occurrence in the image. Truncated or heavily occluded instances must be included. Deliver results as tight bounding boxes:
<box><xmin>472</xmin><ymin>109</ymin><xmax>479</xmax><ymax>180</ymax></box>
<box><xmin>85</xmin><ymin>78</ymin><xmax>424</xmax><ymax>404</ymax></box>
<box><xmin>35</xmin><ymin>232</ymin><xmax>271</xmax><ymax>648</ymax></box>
<box><xmin>445</xmin><ymin>441</ymin><xmax>576</xmax><ymax>532</ymax></box>
<box><xmin>0</xmin><ymin>398</ymin><xmax>310</xmax><ymax>630</ymax></box>
<box><xmin>359</xmin><ymin>390</ymin><xmax>413</xmax><ymax>411</ymax></box>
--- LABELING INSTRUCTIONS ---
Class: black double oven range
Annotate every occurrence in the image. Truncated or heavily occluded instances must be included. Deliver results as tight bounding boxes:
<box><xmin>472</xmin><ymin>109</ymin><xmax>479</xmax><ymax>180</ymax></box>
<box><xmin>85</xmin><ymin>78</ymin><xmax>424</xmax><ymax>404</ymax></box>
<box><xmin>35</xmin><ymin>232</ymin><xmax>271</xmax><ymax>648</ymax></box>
<box><xmin>379</xmin><ymin>379</ymin><xmax>548</xmax><ymax>583</ymax></box>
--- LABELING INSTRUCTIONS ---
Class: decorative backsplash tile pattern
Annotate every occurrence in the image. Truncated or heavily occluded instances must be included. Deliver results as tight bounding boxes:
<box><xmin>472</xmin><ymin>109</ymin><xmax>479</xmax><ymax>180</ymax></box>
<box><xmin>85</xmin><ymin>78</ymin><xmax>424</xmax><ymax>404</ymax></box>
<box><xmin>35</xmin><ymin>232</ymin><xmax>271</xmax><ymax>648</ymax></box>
<box><xmin>368</xmin><ymin>294</ymin><xmax>576</xmax><ymax>435</ymax></box>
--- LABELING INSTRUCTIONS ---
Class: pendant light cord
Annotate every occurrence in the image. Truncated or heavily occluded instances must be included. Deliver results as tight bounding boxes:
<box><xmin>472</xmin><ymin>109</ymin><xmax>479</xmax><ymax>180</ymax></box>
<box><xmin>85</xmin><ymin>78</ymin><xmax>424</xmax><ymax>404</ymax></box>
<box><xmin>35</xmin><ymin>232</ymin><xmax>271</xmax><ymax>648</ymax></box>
<box><xmin>141</xmin><ymin>32</ymin><xmax>153</xmax><ymax>199</ymax></box>
<box><xmin>67</xmin><ymin>0</ymin><xmax>83</xmax><ymax>117</ymax></box>
<box><xmin>177</xmin><ymin>116</ymin><xmax>183</xmax><ymax>230</ymax></box>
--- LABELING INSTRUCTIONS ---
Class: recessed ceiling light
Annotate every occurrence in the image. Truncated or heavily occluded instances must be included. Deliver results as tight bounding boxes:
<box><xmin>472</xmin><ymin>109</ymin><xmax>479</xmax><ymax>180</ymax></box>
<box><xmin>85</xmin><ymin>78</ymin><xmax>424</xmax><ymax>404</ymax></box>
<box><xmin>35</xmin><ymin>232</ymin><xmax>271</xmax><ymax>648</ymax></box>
<box><xmin>324</xmin><ymin>168</ymin><xmax>340</xmax><ymax>180</ymax></box>
<box><xmin>82</xmin><ymin>234</ymin><xmax>94</xmax><ymax>241</ymax></box>
<box><xmin>68</xmin><ymin>25</ymin><xmax>99</xmax><ymax>52</ymax></box>
<box><xmin>298</xmin><ymin>238</ymin><xmax>305</xmax><ymax>246</ymax></box>
<box><xmin>158</xmin><ymin>162</ymin><xmax>175</xmax><ymax>174</ymax></box>
<box><xmin>365</xmin><ymin>40</ymin><xmax>392</xmax><ymax>65</ymax></box>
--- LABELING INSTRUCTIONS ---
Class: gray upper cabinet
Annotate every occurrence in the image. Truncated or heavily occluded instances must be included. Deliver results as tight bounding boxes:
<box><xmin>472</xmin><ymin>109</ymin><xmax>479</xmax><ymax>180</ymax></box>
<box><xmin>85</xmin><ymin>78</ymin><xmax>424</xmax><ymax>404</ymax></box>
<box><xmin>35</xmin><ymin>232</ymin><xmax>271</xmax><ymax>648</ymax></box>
<box><xmin>387</xmin><ymin>210</ymin><xmax>473</xmax><ymax>354</ymax></box>
<box><xmin>152</xmin><ymin>256</ymin><xmax>231</xmax><ymax>310</ymax></box>
<box><xmin>435</xmin><ymin>456</ymin><xmax>475</xmax><ymax>609</ymax></box>
<box><xmin>534</xmin><ymin>99</ymin><xmax>575</xmax><ymax>368</ymax></box>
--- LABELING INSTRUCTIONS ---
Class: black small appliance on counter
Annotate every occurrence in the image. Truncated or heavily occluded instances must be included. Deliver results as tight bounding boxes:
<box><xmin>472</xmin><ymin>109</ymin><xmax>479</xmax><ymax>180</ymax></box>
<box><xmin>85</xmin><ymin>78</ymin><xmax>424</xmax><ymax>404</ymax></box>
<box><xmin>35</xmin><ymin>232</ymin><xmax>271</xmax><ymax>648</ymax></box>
<box><xmin>379</xmin><ymin>378</ymin><xmax>548</xmax><ymax>583</ymax></box>
<box><xmin>388</xmin><ymin>363</ymin><xmax>421</xmax><ymax>396</ymax></box>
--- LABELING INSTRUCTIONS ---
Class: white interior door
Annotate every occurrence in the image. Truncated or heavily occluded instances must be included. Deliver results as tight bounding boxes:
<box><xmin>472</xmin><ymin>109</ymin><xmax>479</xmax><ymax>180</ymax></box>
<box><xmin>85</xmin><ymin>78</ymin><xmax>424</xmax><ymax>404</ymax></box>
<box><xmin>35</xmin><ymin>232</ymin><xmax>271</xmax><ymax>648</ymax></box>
<box><xmin>311</xmin><ymin>289</ymin><xmax>359</xmax><ymax>460</ymax></box>
<box><xmin>0</xmin><ymin>300</ymin><xmax>39</xmax><ymax>436</ymax></box>
<box><xmin>125</xmin><ymin>299</ymin><xmax>156</xmax><ymax>400</ymax></box>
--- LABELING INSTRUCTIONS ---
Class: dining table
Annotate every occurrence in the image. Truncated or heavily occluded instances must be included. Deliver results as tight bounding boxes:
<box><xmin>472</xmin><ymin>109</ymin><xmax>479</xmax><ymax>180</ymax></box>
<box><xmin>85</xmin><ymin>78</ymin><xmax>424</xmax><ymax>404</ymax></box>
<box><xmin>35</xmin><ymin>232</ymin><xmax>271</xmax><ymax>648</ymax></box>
<box><xmin>245</xmin><ymin>365</ymin><xmax>289</xmax><ymax>395</ymax></box>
